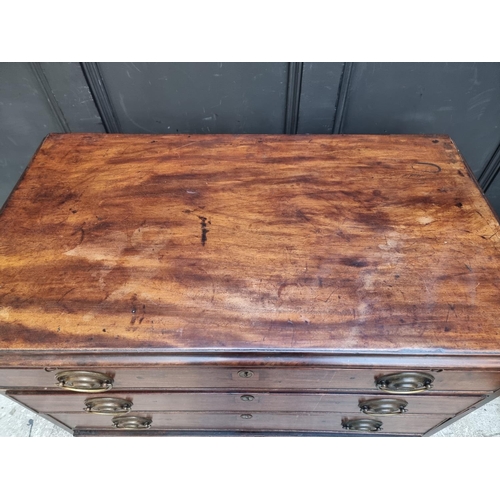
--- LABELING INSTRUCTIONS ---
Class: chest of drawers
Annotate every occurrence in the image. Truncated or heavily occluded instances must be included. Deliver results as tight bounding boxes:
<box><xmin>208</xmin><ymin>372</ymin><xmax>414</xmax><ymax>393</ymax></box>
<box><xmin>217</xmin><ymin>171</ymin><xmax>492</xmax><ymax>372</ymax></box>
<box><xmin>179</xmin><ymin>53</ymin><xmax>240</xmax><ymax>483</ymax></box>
<box><xmin>1</xmin><ymin>133</ymin><xmax>500</xmax><ymax>436</ymax></box>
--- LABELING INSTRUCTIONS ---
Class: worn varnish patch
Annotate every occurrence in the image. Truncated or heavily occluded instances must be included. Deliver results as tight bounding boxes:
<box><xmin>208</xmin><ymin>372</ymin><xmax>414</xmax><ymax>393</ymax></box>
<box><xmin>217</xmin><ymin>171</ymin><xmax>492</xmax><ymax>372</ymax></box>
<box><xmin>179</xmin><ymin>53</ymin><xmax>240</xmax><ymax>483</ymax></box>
<box><xmin>0</xmin><ymin>133</ymin><xmax>500</xmax><ymax>353</ymax></box>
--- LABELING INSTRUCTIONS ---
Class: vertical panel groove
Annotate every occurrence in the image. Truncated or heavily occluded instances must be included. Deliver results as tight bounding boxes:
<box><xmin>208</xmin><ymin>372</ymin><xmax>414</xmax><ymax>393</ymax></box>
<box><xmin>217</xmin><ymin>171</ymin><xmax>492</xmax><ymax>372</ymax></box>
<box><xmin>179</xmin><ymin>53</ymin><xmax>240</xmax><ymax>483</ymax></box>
<box><xmin>30</xmin><ymin>63</ymin><xmax>70</xmax><ymax>133</ymax></box>
<box><xmin>80</xmin><ymin>63</ymin><xmax>120</xmax><ymax>133</ymax></box>
<box><xmin>284</xmin><ymin>62</ymin><xmax>304</xmax><ymax>134</ymax></box>
<box><xmin>332</xmin><ymin>62</ymin><xmax>354</xmax><ymax>134</ymax></box>
<box><xmin>480</xmin><ymin>142</ymin><xmax>500</xmax><ymax>192</ymax></box>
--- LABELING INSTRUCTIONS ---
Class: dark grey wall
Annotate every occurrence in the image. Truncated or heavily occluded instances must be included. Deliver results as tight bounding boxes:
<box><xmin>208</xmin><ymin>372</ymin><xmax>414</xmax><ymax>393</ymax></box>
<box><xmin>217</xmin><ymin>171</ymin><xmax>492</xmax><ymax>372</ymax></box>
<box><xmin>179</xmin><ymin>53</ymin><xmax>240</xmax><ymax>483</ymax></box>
<box><xmin>98</xmin><ymin>62</ymin><xmax>289</xmax><ymax>134</ymax></box>
<box><xmin>1</xmin><ymin>62</ymin><xmax>499</xmax><ymax>215</ymax></box>
<box><xmin>0</xmin><ymin>63</ymin><xmax>103</xmax><ymax>204</ymax></box>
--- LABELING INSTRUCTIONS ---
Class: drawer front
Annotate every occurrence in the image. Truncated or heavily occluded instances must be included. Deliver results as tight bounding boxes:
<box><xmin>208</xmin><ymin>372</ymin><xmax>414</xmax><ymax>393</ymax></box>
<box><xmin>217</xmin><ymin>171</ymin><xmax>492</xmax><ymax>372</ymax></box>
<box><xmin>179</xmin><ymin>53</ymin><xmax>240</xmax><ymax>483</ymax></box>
<box><xmin>47</xmin><ymin>411</ymin><xmax>450</xmax><ymax>435</ymax></box>
<box><xmin>9</xmin><ymin>391</ymin><xmax>484</xmax><ymax>415</ymax></box>
<box><xmin>1</xmin><ymin>367</ymin><xmax>500</xmax><ymax>392</ymax></box>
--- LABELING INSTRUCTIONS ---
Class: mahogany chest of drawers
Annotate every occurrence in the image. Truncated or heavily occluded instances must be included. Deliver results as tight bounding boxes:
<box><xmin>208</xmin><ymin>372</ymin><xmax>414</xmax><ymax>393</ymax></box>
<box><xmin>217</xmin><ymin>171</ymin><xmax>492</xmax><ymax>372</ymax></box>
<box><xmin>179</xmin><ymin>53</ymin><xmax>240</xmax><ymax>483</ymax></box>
<box><xmin>1</xmin><ymin>133</ymin><xmax>500</xmax><ymax>436</ymax></box>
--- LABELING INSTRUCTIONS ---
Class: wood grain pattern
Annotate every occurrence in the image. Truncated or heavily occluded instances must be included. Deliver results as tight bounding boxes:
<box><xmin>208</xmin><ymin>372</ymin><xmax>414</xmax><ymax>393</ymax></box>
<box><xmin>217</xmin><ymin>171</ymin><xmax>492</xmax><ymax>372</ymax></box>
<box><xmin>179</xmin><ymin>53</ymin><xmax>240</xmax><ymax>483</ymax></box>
<box><xmin>3</xmin><ymin>351</ymin><xmax>500</xmax><ymax>370</ymax></box>
<box><xmin>48</xmin><ymin>410</ymin><xmax>450</xmax><ymax>434</ymax></box>
<box><xmin>9</xmin><ymin>390</ymin><xmax>483</xmax><ymax>415</ymax></box>
<box><xmin>1</xmin><ymin>134</ymin><xmax>500</xmax><ymax>354</ymax></box>
<box><xmin>74</xmin><ymin>429</ymin><xmax>411</xmax><ymax>437</ymax></box>
<box><xmin>2</xmin><ymin>367</ymin><xmax>500</xmax><ymax>392</ymax></box>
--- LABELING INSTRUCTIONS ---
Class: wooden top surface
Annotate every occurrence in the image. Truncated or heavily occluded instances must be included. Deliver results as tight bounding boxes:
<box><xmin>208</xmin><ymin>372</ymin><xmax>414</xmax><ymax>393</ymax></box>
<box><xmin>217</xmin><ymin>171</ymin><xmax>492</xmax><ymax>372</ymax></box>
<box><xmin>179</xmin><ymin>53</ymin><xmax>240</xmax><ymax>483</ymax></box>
<box><xmin>1</xmin><ymin>133</ymin><xmax>500</xmax><ymax>355</ymax></box>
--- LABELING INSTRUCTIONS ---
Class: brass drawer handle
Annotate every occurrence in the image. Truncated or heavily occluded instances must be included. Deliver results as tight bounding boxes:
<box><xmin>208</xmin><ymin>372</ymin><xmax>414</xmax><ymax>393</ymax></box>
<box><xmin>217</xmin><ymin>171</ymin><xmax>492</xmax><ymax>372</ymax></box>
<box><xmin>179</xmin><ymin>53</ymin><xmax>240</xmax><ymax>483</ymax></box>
<box><xmin>240</xmin><ymin>395</ymin><xmax>255</xmax><ymax>402</ymax></box>
<box><xmin>84</xmin><ymin>397</ymin><xmax>132</xmax><ymax>415</ymax></box>
<box><xmin>359</xmin><ymin>398</ymin><xmax>408</xmax><ymax>415</ymax></box>
<box><xmin>55</xmin><ymin>370</ymin><xmax>113</xmax><ymax>393</ymax></box>
<box><xmin>375</xmin><ymin>372</ymin><xmax>434</xmax><ymax>394</ymax></box>
<box><xmin>240</xmin><ymin>414</ymin><xmax>253</xmax><ymax>419</ymax></box>
<box><xmin>112</xmin><ymin>416</ymin><xmax>152</xmax><ymax>429</ymax></box>
<box><xmin>342</xmin><ymin>418</ymin><xmax>382</xmax><ymax>432</ymax></box>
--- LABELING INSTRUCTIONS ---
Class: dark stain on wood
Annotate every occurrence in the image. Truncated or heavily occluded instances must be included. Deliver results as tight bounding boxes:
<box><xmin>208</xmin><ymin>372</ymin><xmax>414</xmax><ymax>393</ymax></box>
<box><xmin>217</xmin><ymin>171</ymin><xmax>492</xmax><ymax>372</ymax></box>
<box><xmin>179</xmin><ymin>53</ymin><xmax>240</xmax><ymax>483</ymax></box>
<box><xmin>139</xmin><ymin>304</ymin><xmax>146</xmax><ymax>325</ymax></box>
<box><xmin>197</xmin><ymin>216</ymin><xmax>210</xmax><ymax>246</ymax></box>
<box><xmin>340</xmin><ymin>257</ymin><xmax>370</xmax><ymax>268</ymax></box>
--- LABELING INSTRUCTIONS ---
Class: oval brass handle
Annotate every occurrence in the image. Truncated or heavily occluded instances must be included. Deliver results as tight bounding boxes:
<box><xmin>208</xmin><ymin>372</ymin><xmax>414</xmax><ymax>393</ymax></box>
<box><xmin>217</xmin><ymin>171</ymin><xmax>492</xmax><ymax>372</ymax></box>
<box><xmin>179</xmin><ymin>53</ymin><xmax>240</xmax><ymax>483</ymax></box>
<box><xmin>84</xmin><ymin>397</ymin><xmax>132</xmax><ymax>415</ymax></box>
<box><xmin>55</xmin><ymin>370</ymin><xmax>113</xmax><ymax>393</ymax></box>
<box><xmin>359</xmin><ymin>398</ymin><xmax>408</xmax><ymax>415</ymax></box>
<box><xmin>112</xmin><ymin>416</ymin><xmax>152</xmax><ymax>429</ymax></box>
<box><xmin>342</xmin><ymin>418</ymin><xmax>382</xmax><ymax>432</ymax></box>
<box><xmin>375</xmin><ymin>371</ymin><xmax>434</xmax><ymax>394</ymax></box>
<box><xmin>240</xmin><ymin>395</ymin><xmax>255</xmax><ymax>402</ymax></box>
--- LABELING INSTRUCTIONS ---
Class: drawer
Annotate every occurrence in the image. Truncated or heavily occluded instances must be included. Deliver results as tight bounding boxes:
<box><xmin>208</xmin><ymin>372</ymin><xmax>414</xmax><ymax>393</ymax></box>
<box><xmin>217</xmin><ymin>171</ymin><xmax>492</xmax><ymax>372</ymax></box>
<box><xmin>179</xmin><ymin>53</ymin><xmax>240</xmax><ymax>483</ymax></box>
<box><xmin>1</xmin><ymin>367</ymin><xmax>500</xmax><ymax>392</ymax></box>
<box><xmin>8</xmin><ymin>390</ymin><xmax>484</xmax><ymax>415</ymax></box>
<box><xmin>46</xmin><ymin>411</ymin><xmax>451</xmax><ymax>435</ymax></box>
